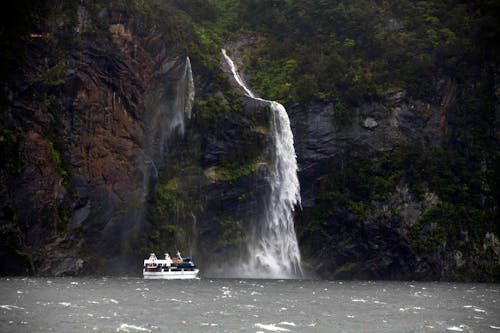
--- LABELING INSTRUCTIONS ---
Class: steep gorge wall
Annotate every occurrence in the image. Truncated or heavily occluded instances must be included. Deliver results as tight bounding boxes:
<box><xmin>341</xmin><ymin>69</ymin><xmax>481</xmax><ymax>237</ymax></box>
<box><xmin>290</xmin><ymin>81</ymin><xmax>500</xmax><ymax>281</ymax></box>
<box><xmin>0</xmin><ymin>2</ymin><xmax>276</xmax><ymax>277</ymax></box>
<box><xmin>0</xmin><ymin>3</ymin><xmax>198</xmax><ymax>275</ymax></box>
<box><xmin>1</xmin><ymin>1</ymin><xmax>498</xmax><ymax>281</ymax></box>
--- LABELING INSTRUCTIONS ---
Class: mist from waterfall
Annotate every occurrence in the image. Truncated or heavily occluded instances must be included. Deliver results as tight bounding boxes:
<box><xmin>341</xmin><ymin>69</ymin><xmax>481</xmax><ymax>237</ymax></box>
<box><xmin>221</xmin><ymin>49</ymin><xmax>302</xmax><ymax>278</ymax></box>
<box><xmin>140</xmin><ymin>56</ymin><xmax>195</xmax><ymax>236</ymax></box>
<box><xmin>144</xmin><ymin>56</ymin><xmax>195</xmax><ymax>174</ymax></box>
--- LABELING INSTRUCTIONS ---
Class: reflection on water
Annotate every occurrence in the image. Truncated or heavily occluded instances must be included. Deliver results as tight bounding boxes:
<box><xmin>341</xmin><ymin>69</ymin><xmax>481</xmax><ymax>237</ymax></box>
<box><xmin>0</xmin><ymin>277</ymin><xmax>499</xmax><ymax>332</ymax></box>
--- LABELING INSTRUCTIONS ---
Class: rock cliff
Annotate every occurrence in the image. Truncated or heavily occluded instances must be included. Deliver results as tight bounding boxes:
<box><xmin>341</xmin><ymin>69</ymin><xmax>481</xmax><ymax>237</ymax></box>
<box><xmin>290</xmin><ymin>80</ymin><xmax>499</xmax><ymax>280</ymax></box>
<box><xmin>0</xmin><ymin>1</ymin><xmax>498</xmax><ymax>281</ymax></box>
<box><xmin>0</xmin><ymin>3</ymin><xmax>198</xmax><ymax>275</ymax></box>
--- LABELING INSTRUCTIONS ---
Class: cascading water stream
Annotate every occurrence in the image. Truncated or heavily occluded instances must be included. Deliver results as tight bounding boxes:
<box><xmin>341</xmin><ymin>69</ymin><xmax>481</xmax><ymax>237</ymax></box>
<box><xmin>144</xmin><ymin>56</ymin><xmax>194</xmax><ymax>170</ymax></box>
<box><xmin>142</xmin><ymin>55</ymin><xmax>195</xmax><ymax>215</ymax></box>
<box><xmin>170</xmin><ymin>57</ymin><xmax>195</xmax><ymax>136</ymax></box>
<box><xmin>221</xmin><ymin>49</ymin><xmax>302</xmax><ymax>278</ymax></box>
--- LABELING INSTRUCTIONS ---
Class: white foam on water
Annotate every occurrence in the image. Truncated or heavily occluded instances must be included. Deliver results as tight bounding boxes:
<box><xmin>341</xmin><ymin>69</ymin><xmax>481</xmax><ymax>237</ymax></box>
<box><xmin>87</xmin><ymin>300</ymin><xmax>100</xmax><ymax>304</ymax></box>
<box><xmin>254</xmin><ymin>323</ymin><xmax>290</xmax><ymax>332</ymax></box>
<box><xmin>446</xmin><ymin>325</ymin><xmax>468</xmax><ymax>331</ymax></box>
<box><xmin>70</xmin><ymin>281</ymin><xmax>78</xmax><ymax>285</ymax></box>
<box><xmin>278</xmin><ymin>322</ymin><xmax>296</xmax><ymax>326</ymax></box>
<box><xmin>413</xmin><ymin>291</ymin><xmax>433</xmax><ymax>298</ymax></box>
<box><xmin>473</xmin><ymin>307</ymin><xmax>486</xmax><ymax>313</ymax></box>
<box><xmin>169</xmin><ymin>298</ymin><xmax>191</xmax><ymax>304</ymax></box>
<box><xmin>222</xmin><ymin>287</ymin><xmax>232</xmax><ymax>297</ymax></box>
<box><xmin>116</xmin><ymin>323</ymin><xmax>151</xmax><ymax>332</ymax></box>
<box><xmin>103</xmin><ymin>298</ymin><xmax>119</xmax><ymax>304</ymax></box>
<box><xmin>352</xmin><ymin>299</ymin><xmax>368</xmax><ymax>303</ymax></box>
<box><xmin>473</xmin><ymin>316</ymin><xmax>484</xmax><ymax>320</ymax></box>
<box><xmin>0</xmin><ymin>305</ymin><xmax>24</xmax><ymax>310</ymax></box>
<box><xmin>58</xmin><ymin>302</ymin><xmax>71</xmax><ymax>307</ymax></box>
<box><xmin>490</xmin><ymin>325</ymin><xmax>500</xmax><ymax>330</ymax></box>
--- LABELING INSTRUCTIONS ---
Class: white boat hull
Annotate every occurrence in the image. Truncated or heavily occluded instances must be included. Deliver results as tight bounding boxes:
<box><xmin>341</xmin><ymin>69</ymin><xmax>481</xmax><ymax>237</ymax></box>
<box><xmin>143</xmin><ymin>269</ymin><xmax>199</xmax><ymax>280</ymax></box>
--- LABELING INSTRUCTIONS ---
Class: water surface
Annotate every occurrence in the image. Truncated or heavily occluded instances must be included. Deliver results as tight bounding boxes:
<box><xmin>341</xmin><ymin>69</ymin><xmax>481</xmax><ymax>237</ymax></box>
<box><xmin>0</xmin><ymin>278</ymin><xmax>499</xmax><ymax>332</ymax></box>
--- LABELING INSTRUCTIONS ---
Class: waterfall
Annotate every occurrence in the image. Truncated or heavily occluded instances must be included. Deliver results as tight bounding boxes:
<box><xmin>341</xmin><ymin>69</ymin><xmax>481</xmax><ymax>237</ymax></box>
<box><xmin>141</xmin><ymin>55</ymin><xmax>195</xmax><ymax>218</ymax></box>
<box><xmin>221</xmin><ymin>49</ymin><xmax>302</xmax><ymax>278</ymax></box>
<box><xmin>145</xmin><ymin>56</ymin><xmax>195</xmax><ymax>170</ymax></box>
<box><xmin>170</xmin><ymin>57</ymin><xmax>195</xmax><ymax>136</ymax></box>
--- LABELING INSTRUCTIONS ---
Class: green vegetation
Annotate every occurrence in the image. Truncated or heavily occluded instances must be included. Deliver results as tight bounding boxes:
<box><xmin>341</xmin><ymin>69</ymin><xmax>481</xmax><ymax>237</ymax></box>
<box><xmin>298</xmin><ymin>138</ymin><xmax>499</xmax><ymax>280</ymax></box>
<box><xmin>38</xmin><ymin>93</ymin><xmax>72</xmax><ymax>187</ymax></box>
<box><xmin>237</xmin><ymin>0</ymin><xmax>499</xmax><ymax>107</ymax></box>
<box><xmin>42</xmin><ymin>60</ymin><xmax>67</xmax><ymax>86</ymax></box>
<box><xmin>217</xmin><ymin>218</ymin><xmax>244</xmax><ymax>247</ymax></box>
<box><xmin>144</xmin><ymin>174</ymin><xmax>191</xmax><ymax>253</ymax></box>
<box><xmin>195</xmin><ymin>95</ymin><xmax>269</xmax><ymax>182</ymax></box>
<box><xmin>215</xmin><ymin>156</ymin><xmax>264</xmax><ymax>182</ymax></box>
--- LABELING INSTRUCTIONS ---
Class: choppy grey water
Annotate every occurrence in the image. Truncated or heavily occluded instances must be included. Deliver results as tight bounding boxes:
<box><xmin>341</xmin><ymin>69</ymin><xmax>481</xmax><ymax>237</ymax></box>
<box><xmin>0</xmin><ymin>278</ymin><xmax>499</xmax><ymax>333</ymax></box>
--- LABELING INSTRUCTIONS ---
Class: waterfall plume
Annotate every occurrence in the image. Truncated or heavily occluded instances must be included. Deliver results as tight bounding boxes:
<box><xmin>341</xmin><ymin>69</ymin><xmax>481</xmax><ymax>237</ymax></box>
<box><xmin>221</xmin><ymin>49</ymin><xmax>302</xmax><ymax>278</ymax></box>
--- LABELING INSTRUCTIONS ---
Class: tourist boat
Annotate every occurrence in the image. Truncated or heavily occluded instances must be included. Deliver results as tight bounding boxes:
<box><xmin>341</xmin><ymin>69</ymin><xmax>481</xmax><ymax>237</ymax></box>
<box><xmin>143</xmin><ymin>251</ymin><xmax>199</xmax><ymax>279</ymax></box>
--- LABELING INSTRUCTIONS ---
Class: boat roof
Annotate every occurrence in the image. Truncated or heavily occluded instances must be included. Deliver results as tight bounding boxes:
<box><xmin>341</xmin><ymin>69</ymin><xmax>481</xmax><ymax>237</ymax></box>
<box><xmin>144</xmin><ymin>259</ymin><xmax>171</xmax><ymax>264</ymax></box>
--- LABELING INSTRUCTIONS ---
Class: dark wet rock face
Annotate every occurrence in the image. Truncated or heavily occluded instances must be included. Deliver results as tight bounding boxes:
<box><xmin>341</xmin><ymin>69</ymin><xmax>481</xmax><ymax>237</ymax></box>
<box><xmin>0</xmin><ymin>4</ymin><xmax>194</xmax><ymax>275</ymax></box>
<box><xmin>0</xmin><ymin>4</ymin><xmax>498</xmax><ymax>281</ymax></box>
<box><xmin>289</xmin><ymin>76</ymin><xmax>499</xmax><ymax>281</ymax></box>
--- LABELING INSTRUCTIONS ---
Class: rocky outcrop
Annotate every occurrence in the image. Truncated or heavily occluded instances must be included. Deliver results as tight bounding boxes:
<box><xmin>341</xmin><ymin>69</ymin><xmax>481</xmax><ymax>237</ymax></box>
<box><xmin>289</xmin><ymin>77</ymin><xmax>499</xmax><ymax>281</ymax></box>
<box><xmin>289</xmin><ymin>86</ymin><xmax>448</xmax><ymax>210</ymax></box>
